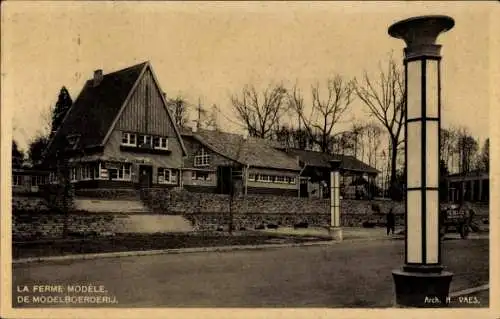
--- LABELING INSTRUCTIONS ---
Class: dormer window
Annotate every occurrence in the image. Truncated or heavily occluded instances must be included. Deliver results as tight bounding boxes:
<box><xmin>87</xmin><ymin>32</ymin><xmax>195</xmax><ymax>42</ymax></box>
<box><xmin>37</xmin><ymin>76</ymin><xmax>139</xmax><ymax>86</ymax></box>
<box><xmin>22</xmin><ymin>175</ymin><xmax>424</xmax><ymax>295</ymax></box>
<box><xmin>120</xmin><ymin>132</ymin><xmax>171</xmax><ymax>155</ymax></box>
<box><xmin>194</xmin><ymin>148</ymin><xmax>210</xmax><ymax>167</ymax></box>
<box><xmin>122</xmin><ymin>132</ymin><xmax>137</xmax><ymax>146</ymax></box>
<box><xmin>66</xmin><ymin>134</ymin><xmax>80</xmax><ymax>149</ymax></box>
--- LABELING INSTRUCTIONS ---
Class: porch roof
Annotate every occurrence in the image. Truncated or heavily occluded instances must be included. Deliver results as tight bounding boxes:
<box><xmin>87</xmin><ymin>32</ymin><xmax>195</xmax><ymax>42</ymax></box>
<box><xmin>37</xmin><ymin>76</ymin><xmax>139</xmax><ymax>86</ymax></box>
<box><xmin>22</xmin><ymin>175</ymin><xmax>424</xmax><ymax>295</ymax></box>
<box><xmin>284</xmin><ymin>149</ymin><xmax>380</xmax><ymax>175</ymax></box>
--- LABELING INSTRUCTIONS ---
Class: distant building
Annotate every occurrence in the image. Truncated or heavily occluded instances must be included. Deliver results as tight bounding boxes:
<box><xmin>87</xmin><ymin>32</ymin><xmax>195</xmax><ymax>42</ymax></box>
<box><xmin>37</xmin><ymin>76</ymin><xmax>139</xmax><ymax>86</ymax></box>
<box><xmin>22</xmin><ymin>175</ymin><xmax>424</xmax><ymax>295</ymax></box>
<box><xmin>446</xmin><ymin>170</ymin><xmax>489</xmax><ymax>203</ymax></box>
<box><xmin>12</xmin><ymin>168</ymin><xmax>50</xmax><ymax>194</ymax></box>
<box><xmin>42</xmin><ymin>61</ymin><xmax>187</xmax><ymax>189</ymax></box>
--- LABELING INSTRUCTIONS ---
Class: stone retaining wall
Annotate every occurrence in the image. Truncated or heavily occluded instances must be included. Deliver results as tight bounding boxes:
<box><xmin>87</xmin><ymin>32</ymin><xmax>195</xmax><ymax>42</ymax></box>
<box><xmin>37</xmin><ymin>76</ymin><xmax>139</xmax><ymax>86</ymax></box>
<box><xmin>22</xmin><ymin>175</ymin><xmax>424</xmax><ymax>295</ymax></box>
<box><xmin>13</xmin><ymin>211</ymin><xmax>116</xmax><ymax>241</ymax></box>
<box><xmin>11</xmin><ymin>190</ymin><xmax>489</xmax><ymax>240</ymax></box>
<box><xmin>141</xmin><ymin>189</ymin><xmax>406</xmax><ymax>216</ymax></box>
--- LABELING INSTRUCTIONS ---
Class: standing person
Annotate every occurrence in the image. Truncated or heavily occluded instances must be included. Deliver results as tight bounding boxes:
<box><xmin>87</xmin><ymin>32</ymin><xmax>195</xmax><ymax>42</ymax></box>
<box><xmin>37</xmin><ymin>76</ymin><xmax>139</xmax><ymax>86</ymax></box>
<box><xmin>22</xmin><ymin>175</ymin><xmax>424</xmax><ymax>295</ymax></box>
<box><xmin>386</xmin><ymin>206</ymin><xmax>395</xmax><ymax>236</ymax></box>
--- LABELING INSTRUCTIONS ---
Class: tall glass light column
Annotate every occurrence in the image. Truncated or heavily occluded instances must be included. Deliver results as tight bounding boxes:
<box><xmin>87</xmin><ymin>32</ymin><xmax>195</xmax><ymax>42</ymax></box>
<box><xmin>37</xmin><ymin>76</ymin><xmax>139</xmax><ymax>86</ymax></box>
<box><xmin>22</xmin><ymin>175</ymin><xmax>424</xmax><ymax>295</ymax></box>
<box><xmin>329</xmin><ymin>159</ymin><xmax>342</xmax><ymax>241</ymax></box>
<box><xmin>388</xmin><ymin>15</ymin><xmax>455</xmax><ymax>307</ymax></box>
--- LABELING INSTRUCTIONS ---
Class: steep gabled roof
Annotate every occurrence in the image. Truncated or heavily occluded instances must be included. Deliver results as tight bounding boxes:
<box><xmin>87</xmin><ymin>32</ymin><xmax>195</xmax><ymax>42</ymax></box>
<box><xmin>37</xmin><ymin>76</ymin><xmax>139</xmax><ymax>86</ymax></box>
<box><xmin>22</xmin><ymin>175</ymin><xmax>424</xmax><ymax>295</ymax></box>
<box><xmin>44</xmin><ymin>61</ymin><xmax>187</xmax><ymax>160</ymax></box>
<box><xmin>182</xmin><ymin>129</ymin><xmax>301</xmax><ymax>171</ymax></box>
<box><xmin>285</xmin><ymin>148</ymin><xmax>380</xmax><ymax>175</ymax></box>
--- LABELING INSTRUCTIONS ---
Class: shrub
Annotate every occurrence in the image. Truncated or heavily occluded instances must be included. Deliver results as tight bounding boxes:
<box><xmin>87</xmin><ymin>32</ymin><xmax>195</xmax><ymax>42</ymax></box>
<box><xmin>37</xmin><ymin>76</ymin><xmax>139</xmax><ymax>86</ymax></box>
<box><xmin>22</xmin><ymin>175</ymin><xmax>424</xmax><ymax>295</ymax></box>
<box><xmin>294</xmin><ymin>221</ymin><xmax>309</xmax><ymax>229</ymax></box>
<box><xmin>362</xmin><ymin>221</ymin><xmax>376</xmax><ymax>228</ymax></box>
<box><xmin>40</xmin><ymin>184</ymin><xmax>75</xmax><ymax>212</ymax></box>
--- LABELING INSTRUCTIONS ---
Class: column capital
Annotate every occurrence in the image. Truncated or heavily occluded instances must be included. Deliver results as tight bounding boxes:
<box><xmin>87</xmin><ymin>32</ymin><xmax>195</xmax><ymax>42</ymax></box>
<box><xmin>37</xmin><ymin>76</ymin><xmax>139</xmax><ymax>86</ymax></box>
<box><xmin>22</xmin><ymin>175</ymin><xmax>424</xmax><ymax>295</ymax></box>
<box><xmin>404</xmin><ymin>44</ymin><xmax>442</xmax><ymax>60</ymax></box>
<box><xmin>389</xmin><ymin>15</ymin><xmax>454</xmax><ymax>59</ymax></box>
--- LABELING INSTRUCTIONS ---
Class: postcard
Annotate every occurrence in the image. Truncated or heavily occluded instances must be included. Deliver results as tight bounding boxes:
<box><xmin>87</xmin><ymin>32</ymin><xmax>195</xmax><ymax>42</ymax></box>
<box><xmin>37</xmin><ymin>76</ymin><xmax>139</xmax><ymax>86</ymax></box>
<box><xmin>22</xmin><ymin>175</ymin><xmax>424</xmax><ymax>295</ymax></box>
<box><xmin>1</xmin><ymin>2</ymin><xmax>497</xmax><ymax>319</ymax></box>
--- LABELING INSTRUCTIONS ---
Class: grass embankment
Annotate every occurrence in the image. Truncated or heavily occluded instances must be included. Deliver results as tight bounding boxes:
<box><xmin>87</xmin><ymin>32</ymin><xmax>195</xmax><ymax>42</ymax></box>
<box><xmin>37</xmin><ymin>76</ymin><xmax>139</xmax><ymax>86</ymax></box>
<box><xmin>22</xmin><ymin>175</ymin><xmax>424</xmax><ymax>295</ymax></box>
<box><xmin>12</xmin><ymin>230</ymin><xmax>329</xmax><ymax>259</ymax></box>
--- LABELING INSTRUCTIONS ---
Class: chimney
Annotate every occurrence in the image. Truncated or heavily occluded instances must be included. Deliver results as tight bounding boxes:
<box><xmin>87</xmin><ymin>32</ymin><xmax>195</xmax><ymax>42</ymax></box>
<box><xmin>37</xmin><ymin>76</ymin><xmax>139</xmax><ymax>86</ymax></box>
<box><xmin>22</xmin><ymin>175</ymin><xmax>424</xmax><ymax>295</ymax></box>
<box><xmin>93</xmin><ymin>69</ymin><xmax>103</xmax><ymax>87</ymax></box>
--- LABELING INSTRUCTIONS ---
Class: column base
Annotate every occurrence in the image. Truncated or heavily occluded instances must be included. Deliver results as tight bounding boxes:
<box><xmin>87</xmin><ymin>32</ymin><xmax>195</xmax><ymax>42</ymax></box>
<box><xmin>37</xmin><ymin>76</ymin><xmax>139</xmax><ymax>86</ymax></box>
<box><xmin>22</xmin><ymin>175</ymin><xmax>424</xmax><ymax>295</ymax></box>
<box><xmin>328</xmin><ymin>227</ymin><xmax>343</xmax><ymax>241</ymax></box>
<box><xmin>392</xmin><ymin>266</ymin><xmax>453</xmax><ymax>307</ymax></box>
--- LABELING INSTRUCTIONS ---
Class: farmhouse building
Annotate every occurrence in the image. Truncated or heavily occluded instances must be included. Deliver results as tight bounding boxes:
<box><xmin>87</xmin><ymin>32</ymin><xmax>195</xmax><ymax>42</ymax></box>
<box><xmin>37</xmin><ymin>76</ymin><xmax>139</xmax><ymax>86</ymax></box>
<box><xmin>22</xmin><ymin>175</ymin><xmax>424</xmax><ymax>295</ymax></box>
<box><xmin>43</xmin><ymin>61</ymin><xmax>187</xmax><ymax>189</ymax></box>
<box><xmin>38</xmin><ymin>61</ymin><xmax>380</xmax><ymax>198</ymax></box>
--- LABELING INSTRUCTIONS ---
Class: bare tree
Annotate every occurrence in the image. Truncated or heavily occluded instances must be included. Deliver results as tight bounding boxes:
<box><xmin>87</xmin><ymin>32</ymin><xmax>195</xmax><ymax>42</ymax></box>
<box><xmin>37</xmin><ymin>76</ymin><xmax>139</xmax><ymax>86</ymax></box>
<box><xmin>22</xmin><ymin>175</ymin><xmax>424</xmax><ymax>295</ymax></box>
<box><xmin>12</xmin><ymin>140</ymin><xmax>25</xmax><ymax>169</ymax></box>
<box><xmin>335</xmin><ymin>131</ymin><xmax>356</xmax><ymax>156</ymax></box>
<box><xmin>203</xmin><ymin>104</ymin><xmax>219</xmax><ymax>131</ymax></box>
<box><xmin>167</xmin><ymin>96</ymin><xmax>190</xmax><ymax>129</ymax></box>
<box><xmin>440</xmin><ymin>127</ymin><xmax>458</xmax><ymax>173</ymax></box>
<box><xmin>477</xmin><ymin>138</ymin><xmax>489</xmax><ymax>172</ymax></box>
<box><xmin>364</xmin><ymin>122</ymin><xmax>384</xmax><ymax>169</ymax></box>
<box><xmin>230</xmin><ymin>84</ymin><xmax>288</xmax><ymax>139</ymax></box>
<box><xmin>40</xmin><ymin>106</ymin><xmax>53</xmax><ymax>136</ymax></box>
<box><xmin>28</xmin><ymin>135</ymin><xmax>50</xmax><ymax>167</ymax></box>
<box><xmin>455</xmin><ymin>127</ymin><xmax>479</xmax><ymax>173</ymax></box>
<box><xmin>289</xmin><ymin>76</ymin><xmax>355</xmax><ymax>153</ymax></box>
<box><xmin>348</xmin><ymin>121</ymin><xmax>365</xmax><ymax>159</ymax></box>
<box><xmin>354</xmin><ymin>57</ymin><xmax>405</xmax><ymax>199</ymax></box>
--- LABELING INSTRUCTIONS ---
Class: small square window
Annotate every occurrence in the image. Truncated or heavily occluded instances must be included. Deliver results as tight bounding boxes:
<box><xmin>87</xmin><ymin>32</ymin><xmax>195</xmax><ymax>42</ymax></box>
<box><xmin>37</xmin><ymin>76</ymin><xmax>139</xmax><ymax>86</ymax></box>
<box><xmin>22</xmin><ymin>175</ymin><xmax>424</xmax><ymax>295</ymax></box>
<box><xmin>192</xmin><ymin>171</ymin><xmax>210</xmax><ymax>181</ymax></box>
<box><xmin>122</xmin><ymin>132</ymin><xmax>137</xmax><ymax>146</ymax></box>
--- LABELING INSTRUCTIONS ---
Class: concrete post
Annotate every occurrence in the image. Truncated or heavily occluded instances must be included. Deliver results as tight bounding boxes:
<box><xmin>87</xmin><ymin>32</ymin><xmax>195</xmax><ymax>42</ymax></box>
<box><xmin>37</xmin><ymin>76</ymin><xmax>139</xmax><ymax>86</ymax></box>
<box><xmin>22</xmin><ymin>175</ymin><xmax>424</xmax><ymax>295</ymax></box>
<box><xmin>389</xmin><ymin>15</ymin><xmax>454</xmax><ymax>307</ymax></box>
<box><xmin>329</xmin><ymin>159</ymin><xmax>342</xmax><ymax>240</ymax></box>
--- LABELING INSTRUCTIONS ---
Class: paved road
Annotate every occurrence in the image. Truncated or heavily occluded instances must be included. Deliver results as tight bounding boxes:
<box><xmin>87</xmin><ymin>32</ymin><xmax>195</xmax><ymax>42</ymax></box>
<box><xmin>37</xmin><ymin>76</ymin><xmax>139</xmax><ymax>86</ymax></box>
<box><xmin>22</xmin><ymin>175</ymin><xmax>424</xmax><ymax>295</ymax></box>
<box><xmin>12</xmin><ymin>238</ymin><xmax>489</xmax><ymax>308</ymax></box>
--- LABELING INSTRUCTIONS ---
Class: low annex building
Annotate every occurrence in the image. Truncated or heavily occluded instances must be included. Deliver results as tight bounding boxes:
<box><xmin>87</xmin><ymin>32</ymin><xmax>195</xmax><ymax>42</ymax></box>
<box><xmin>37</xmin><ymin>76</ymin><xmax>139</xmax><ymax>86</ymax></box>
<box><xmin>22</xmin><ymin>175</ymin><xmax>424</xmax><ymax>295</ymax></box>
<box><xmin>181</xmin><ymin>129</ymin><xmax>302</xmax><ymax>196</ymax></box>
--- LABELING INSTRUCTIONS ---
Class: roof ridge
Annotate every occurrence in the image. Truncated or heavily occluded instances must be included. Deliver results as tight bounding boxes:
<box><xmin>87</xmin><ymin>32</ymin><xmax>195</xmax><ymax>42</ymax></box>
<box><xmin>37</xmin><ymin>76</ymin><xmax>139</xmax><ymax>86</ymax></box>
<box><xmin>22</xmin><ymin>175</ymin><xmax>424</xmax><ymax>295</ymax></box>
<box><xmin>101</xmin><ymin>61</ymin><xmax>149</xmax><ymax>78</ymax></box>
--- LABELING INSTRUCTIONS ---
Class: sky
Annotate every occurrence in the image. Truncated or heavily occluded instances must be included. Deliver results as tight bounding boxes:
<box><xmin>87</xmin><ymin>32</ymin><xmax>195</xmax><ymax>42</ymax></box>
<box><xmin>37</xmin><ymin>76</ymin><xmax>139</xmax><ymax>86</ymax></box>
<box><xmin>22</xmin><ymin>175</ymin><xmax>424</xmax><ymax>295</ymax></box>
<box><xmin>1</xmin><ymin>1</ymin><xmax>493</xmax><ymax>153</ymax></box>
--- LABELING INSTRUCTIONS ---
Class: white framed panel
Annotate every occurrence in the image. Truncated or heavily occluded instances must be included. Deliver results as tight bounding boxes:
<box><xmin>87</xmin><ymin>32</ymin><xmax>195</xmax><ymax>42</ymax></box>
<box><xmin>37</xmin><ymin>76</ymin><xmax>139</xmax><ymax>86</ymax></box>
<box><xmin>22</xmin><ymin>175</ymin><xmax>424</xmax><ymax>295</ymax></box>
<box><xmin>407</xmin><ymin>122</ymin><xmax>422</xmax><ymax>188</ymax></box>
<box><xmin>330</xmin><ymin>172</ymin><xmax>334</xmax><ymax>197</ymax></box>
<box><xmin>330</xmin><ymin>171</ymin><xmax>336</xmax><ymax>226</ymax></box>
<box><xmin>407</xmin><ymin>61</ymin><xmax>422</xmax><ymax>120</ymax></box>
<box><xmin>426</xmin><ymin>190</ymin><xmax>439</xmax><ymax>263</ymax></box>
<box><xmin>334</xmin><ymin>186</ymin><xmax>340</xmax><ymax>226</ymax></box>
<box><xmin>425</xmin><ymin>60</ymin><xmax>439</xmax><ymax>118</ymax></box>
<box><xmin>425</xmin><ymin>121</ymin><xmax>439</xmax><ymax>188</ymax></box>
<box><xmin>407</xmin><ymin>190</ymin><xmax>422</xmax><ymax>263</ymax></box>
